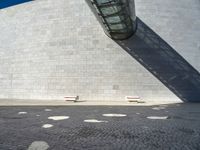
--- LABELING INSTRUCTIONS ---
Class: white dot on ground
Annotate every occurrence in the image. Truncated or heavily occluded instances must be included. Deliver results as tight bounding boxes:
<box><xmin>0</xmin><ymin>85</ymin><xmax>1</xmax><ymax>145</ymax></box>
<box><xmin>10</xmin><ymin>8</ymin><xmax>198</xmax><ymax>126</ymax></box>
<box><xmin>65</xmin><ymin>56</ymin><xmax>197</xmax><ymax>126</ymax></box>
<box><xmin>18</xmin><ymin>112</ymin><xmax>27</xmax><ymax>115</ymax></box>
<box><xmin>102</xmin><ymin>114</ymin><xmax>127</xmax><ymax>117</ymax></box>
<box><xmin>152</xmin><ymin>107</ymin><xmax>166</xmax><ymax>110</ymax></box>
<box><xmin>42</xmin><ymin>124</ymin><xmax>53</xmax><ymax>128</ymax></box>
<box><xmin>28</xmin><ymin>141</ymin><xmax>49</xmax><ymax>150</ymax></box>
<box><xmin>147</xmin><ymin>116</ymin><xmax>169</xmax><ymax>120</ymax></box>
<box><xmin>45</xmin><ymin>109</ymin><xmax>52</xmax><ymax>112</ymax></box>
<box><xmin>84</xmin><ymin>119</ymin><xmax>108</xmax><ymax>123</ymax></box>
<box><xmin>48</xmin><ymin>116</ymin><xmax>69</xmax><ymax>121</ymax></box>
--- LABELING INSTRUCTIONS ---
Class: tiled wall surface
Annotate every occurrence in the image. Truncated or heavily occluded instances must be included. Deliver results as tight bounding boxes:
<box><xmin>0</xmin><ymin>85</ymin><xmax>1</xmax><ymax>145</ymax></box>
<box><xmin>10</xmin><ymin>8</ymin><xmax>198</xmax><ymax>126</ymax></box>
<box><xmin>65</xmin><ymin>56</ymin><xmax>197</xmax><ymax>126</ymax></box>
<box><xmin>0</xmin><ymin>0</ymin><xmax>199</xmax><ymax>102</ymax></box>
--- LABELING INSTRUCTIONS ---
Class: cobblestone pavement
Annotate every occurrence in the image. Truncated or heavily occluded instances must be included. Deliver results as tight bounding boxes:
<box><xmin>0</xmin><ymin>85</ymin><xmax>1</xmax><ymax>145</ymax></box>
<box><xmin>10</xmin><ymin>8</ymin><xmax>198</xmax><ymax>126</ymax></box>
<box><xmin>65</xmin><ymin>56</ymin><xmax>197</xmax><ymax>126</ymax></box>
<box><xmin>0</xmin><ymin>104</ymin><xmax>200</xmax><ymax>150</ymax></box>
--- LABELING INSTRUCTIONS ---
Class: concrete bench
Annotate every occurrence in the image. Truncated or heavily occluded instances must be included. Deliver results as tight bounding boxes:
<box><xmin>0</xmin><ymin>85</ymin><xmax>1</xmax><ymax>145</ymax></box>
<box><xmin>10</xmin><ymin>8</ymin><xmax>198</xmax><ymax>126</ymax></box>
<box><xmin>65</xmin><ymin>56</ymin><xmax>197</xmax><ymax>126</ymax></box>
<box><xmin>64</xmin><ymin>96</ymin><xmax>79</xmax><ymax>102</ymax></box>
<box><xmin>125</xmin><ymin>96</ymin><xmax>145</xmax><ymax>103</ymax></box>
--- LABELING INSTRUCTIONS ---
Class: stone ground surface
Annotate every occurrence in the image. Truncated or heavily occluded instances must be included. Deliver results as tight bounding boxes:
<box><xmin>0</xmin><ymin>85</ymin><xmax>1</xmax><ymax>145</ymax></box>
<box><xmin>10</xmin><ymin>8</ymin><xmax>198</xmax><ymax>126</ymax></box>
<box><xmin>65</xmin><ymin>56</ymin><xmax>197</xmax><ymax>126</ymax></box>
<box><xmin>0</xmin><ymin>104</ymin><xmax>200</xmax><ymax>150</ymax></box>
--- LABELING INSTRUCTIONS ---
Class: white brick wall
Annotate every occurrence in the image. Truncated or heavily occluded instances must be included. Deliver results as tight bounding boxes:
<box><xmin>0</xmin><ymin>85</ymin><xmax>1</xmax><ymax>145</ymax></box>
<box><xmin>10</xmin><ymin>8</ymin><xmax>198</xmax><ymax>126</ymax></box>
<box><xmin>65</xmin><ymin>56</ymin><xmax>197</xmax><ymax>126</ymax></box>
<box><xmin>0</xmin><ymin>0</ymin><xmax>199</xmax><ymax>102</ymax></box>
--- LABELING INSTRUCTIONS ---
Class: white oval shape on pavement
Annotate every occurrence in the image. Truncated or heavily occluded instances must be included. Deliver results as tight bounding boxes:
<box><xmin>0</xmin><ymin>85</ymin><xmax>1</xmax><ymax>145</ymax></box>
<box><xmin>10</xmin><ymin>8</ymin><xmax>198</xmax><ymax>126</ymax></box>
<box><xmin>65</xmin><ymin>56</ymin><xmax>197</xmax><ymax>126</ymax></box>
<box><xmin>45</xmin><ymin>109</ymin><xmax>52</xmax><ymax>112</ymax></box>
<box><xmin>102</xmin><ymin>114</ymin><xmax>127</xmax><ymax>117</ymax></box>
<box><xmin>28</xmin><ymin>141</ymin><xmax>49</xmax><ymax>150</ymax></box>
<box><xmin>18</xmin><ymin>112</ymin><xmax>27</xmax><ymax>115</ymax></box>
<box><xmin>84</xmin><ymin>119</ymin><xmax>108</xmax><ymax>123</ymax></box>
<box><xmin>48</xmin><ymin>116</ymin><xmax>69</xmax><ymax>121</ymax></box>
<box><xmin>42</xmin><ymin>124</ymin><xmax>54</xmax><ymax>128</ymax></box>
<box><xmin>147</xmin><ymin>116</ymin><xmax>169</xmax><ymax>120</ymax></box>
<box><xmin>152</xmin><ymin>107</ymin><xmax>166</xmax><ymax>110</ymax></box>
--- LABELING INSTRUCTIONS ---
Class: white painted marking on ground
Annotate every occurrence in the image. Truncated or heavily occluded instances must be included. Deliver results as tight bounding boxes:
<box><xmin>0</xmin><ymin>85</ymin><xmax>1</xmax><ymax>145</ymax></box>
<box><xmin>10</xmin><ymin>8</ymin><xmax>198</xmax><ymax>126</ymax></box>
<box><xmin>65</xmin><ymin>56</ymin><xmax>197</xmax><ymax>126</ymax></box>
<box><xmin>42</xmin><ymin>124</ymin><xmax>53</xmax><ymax>128</ymax></box>
<box><xmin>136</xmin><ymin>113</ymin><xmax>140</xmax><ymax>115</ymax></box>
<box><xmin>147</xmin><ymin>116</ymin><xmax>169</xmax><ymax>120</ymax></box>
<box><xmin>18</xmin><ymin>112</ymin><xmax>27</xmax><ymax>115</ymax></box>
<box><xmin>102</xmin><ymin>114</ymin><xmax>127</xmax><ymax>117</ymax></box>
<box><xmin>152</xmin><ymin>107</ymin><xmax>166</xmax><ymax>110</ymax></box>
<box><xmin>45</xmin><ymin>109</ymin><xmax>52</xmax><ymax>112</ymax></box>
<box><xmin>48</xmin><ymin>116</ymin><xmax>69</xmax><ymax>121</ymax></box>
<box><xmin>36</xmin><ymin>115</ymin><xmax>40</xmax><ymax>117</ymax></box>
<box><xmin>84</xmin><ymin>119</ymin><xmax>108</xmax><ymax>123</ymax></box>
<box><xmin>28</xmin><ymin>141</ymin><xmax>49</xmax><ymax>150</ymax></box>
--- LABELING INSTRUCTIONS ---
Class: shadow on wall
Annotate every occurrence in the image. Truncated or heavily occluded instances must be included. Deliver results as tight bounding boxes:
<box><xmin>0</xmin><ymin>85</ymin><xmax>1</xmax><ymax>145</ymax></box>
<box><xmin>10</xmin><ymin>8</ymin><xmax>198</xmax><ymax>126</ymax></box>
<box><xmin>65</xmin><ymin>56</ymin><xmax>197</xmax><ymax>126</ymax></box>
<box><xmin>115</xmin><ymin>18</ymin><xmax>200</xmax><ymax>102</ymax></box>
<box><xmin>0</xmin><ymin>0</ymin><xmax>32</xmax><ymax>9</ymax></box>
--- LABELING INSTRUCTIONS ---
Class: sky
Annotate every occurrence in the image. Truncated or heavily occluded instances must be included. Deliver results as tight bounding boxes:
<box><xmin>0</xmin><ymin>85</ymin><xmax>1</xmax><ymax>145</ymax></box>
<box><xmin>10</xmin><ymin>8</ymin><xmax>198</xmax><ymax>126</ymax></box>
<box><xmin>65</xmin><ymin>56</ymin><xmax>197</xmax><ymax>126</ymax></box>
<box><xmin>0</xmin><ymin>0</ymin><xmax>32</xmax><ymax>9</ymax></box>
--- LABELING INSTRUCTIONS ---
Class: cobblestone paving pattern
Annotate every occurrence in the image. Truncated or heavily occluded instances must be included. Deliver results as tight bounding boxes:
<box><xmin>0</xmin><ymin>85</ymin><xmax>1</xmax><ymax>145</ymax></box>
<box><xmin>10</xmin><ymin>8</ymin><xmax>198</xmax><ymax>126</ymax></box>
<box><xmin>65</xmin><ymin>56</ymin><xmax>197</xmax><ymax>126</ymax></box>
<box><xmin>0</xmin><ymin>104</ymin><xmax>200</xmax><ymax>150</ymax></box>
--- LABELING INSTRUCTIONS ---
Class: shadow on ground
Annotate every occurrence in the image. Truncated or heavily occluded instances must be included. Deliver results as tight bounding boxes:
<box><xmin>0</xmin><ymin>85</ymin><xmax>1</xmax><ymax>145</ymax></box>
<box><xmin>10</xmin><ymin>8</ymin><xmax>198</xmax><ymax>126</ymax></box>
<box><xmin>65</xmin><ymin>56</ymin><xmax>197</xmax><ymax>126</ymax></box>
<box><xmin>115</xmin><ymin>18</ymin><xmax>200</xmax><ymax>102</ymax></box>
<box><xmin>0</xmin><ymin>0</ymin><xmax>32</xmax><ymax>9</ymax></box>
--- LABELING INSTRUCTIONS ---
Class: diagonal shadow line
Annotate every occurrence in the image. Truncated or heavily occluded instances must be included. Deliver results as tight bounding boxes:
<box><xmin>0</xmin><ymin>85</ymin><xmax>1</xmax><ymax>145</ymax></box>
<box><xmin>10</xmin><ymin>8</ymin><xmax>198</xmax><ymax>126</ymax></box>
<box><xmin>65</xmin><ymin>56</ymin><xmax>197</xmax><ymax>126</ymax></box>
<box><xmin>115</xmin><ymin>18</ymin><xmax>200</xmax><ymax>102</ymax></box>
<box><xmin>0</xmin><ymin>0</ymin><xmax>33</xmax><ymax>9</ymax></box>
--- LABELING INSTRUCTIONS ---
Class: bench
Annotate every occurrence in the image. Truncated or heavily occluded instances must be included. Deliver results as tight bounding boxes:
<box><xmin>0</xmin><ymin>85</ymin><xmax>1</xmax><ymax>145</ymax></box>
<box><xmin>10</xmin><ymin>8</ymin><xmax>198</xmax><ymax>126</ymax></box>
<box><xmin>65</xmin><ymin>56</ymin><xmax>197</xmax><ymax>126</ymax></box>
<box><xmin>64</xmin><ymin>96</ymin><xmax>79</xmax><ymax>102</ymax></box>
<box><xmin>125</xmin><ymin>96</ymin><xmax>145</xmax><ymax>103</ymax></box>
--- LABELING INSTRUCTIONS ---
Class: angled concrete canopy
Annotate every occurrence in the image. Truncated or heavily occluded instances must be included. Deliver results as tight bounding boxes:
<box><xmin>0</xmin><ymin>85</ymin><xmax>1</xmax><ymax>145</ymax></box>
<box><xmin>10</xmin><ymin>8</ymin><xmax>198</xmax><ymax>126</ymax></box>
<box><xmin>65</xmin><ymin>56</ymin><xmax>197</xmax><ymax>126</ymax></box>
<box><xmin>85</xmin><ymin>0</ymin><xmax>137</xmax><ymax>40</ymax></box>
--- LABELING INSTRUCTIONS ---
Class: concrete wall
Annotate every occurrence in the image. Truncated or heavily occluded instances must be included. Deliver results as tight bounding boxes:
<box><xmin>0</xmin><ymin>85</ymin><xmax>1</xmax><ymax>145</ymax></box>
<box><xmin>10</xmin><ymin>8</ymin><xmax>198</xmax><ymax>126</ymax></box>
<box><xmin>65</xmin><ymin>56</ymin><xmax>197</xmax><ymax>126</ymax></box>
<box><xmin>136</xmin><ymin>0</ymin><xmax>200</xmax><ymax>71</ymax></box>
<box><xmin>0</xmin><ymin>0</ymin><xmax>199</xmax><ymax>102</ymax></box>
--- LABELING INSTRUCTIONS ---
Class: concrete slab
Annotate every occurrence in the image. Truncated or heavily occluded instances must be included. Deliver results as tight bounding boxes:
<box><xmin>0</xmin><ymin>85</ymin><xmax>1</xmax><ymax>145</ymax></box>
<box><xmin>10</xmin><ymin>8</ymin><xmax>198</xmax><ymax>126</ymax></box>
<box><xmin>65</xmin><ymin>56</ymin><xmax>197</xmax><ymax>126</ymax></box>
<box><xmin>0</xmin><ymin>99</ymin><xmax>182</xmax><ymax>106</ymax></box>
